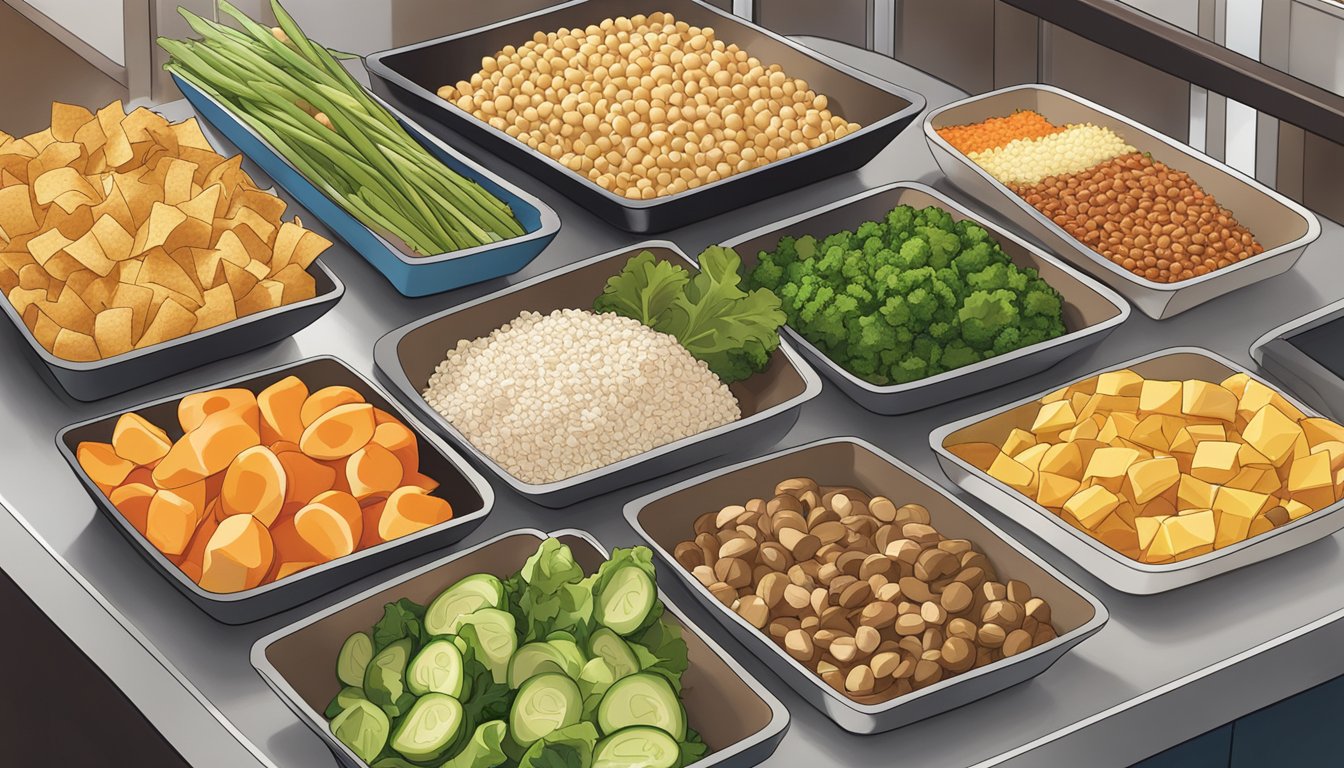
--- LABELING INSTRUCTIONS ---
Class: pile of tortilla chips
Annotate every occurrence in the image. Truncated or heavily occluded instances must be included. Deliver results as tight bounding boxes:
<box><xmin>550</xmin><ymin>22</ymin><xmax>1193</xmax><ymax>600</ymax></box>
<box><xmin>0</xmin><ymin>100</ymin><xmax>332</xmax><ymax>362</ymax></box>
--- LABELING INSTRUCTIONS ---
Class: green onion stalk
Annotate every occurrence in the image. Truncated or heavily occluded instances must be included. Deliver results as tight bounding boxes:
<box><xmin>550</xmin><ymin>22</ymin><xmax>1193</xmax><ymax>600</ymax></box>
<box><xmin>158</xmin><ymin>0</ymin><xmax>525</xmax><ymax>256</ymax></box>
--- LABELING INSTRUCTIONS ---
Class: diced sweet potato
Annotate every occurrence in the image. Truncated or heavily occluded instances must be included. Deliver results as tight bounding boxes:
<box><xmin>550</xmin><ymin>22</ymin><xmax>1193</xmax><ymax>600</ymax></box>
<box><xmin>299</xmin><ymin>403</ymin><xmax>375</xmax><ymax>460</ymax></box>
<box><xmin>405</xmin><ymin>472</ymin><xmax>440</xmax><ymax>494</ymax></box>
<box><xmin>178</xmin><ymin>387</ymin><xmax>258</xmax><ymax>433</ymax></box>
<box><xmin>152</xmin><ymin>411</ymin><xmax>260</xmax><ymax>488</ymax></box>
<box><xmin>293</xmin><ymin>501</ymin><xmax>357</xmax><ymax>560</ymax></box>
<box><xmin>144</xmin><ymin>481</ymin><xmax>207</xmax><ymax>556</ymax></box>
<box><xmin>198</xmin><ymin>514</ymin><xmax>275</xmax><ymax>593</ymax></box>
<box><xmin>359</xmin><ymin>498</ymin><xmax>387</xmax><ymax>550</ymax></box>
<box><xmin>274</xmin><ymin>448</ymin><xmax>336</xmax><ymax>515</ymax></box>
<box><xmin>220</xmin><ymin>445</ymin><xmax>286</xmax><ymax>525</ymax></box>
<box><xmin>174</xmin><ymin>512</ymin><xmax>218</xmax><ymax>581</ymax></box>
<box><xmin>270</xmin><ymin>515</ymin><xmax>323</xmax><ymax>564</ymax></box>
<box><xmin>258</xmin><ymin>375</ymin><xmax>308</xmax><ymax>445</ymax></box>
<box><xmin>371</xmin><ymin>421</ymin><xmax>419</xmax><ymax>474</ymax></box>
<box><xmin>346</xmin><ymin>443</ymin><xmax>404</xmax><ymax>500</ymax></box>
<box><xmin>269</xmin><ymin>440</ymin><xmax>300</xmax><ymax>454</ymax></box>
<box><xmin>372</xmin><ymin>408</ymin><xmax>400</xmax><ymax>425</ymax></box>
<box><xmin>948</xmin><ymin>442</ymin><xmax>1001</xmax><ymax>471</ymax></box>
<box><xmin>299</xmin><ymin>385</ymin><xmax>364</xmax><ymax>428</ymax></box>
<box><xmin>108</xmin><ymin>482</ymin><xmax>155</xmax><ymax>534</ymax></box>
<box><xmin>77</xmin><ymin>441</ymin><xmax>135</xmax><ymax>490</ymax></box>
<box><xmin>379</xmin><ymin>486</ymin><xmax>453</xmax><ymax>541</ymax></box>
<box><xmin>111</xmin><ymin>413</ymin><xmax>172</xmax><ymax>466</ymax></box>
<box><xmin>311</xmin><ymin>490</ymin><xmax>362</xmax><ymax>542</ymax></box>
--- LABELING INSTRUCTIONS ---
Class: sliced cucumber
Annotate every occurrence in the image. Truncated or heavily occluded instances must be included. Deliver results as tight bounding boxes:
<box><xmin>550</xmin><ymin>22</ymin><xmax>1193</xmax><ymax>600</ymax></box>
<box><xmin>457</xmin><ymin>608</ymin><xmax>518</xmax><ymax>685</ymax></box>
<box><xmin>510</xmin><ymin>672</ymin><xmax>582</xmax><ymax>745</ymax></box>
<box><xmin>425</xmin><ymin>573</ymin><xmax>505</xmax><ymax>637</ymax></box>
<box><xmin>407</xmin><ymin>638</ymin><xmax>465</xmax><ymax>697</ymax></box>
<box><xmin>593</xmin><ymin>725</ymin><xmax>681</xmax><ymax>768</ymax></box>
<box><xmin>336</xmin><ymin>631</ymin><xmax>374</xmax><ymax>688</ymax></box>
<box><xmin>363</xmin><ymin>639</ymin><xmax>412</xmax><ymax>714</ymax></box>
<box><xmin>390</xmin><ymin>693</ymin><xmax>464</xmax><ymax>763</ymax></box>
<box><xmin>324</xmin><ymin>686</ymin><xmax>367</xmax><ymax>719</ymax></box>
<box><xmin>597</xmin><ymin>673</ymin><xmax>685</xmax><ymax>739</ymax></box>
<box><xmin>509</xmin><ymin>642</ymin><xmax>570</xmax><ymax>689</ymax></box>
<box><xmin>330</xmin><ymin>699</ymin><xmax>390</xmax><ymax>763</ymax></box>
<box><xmin>589</xmin><ymin>628</ymin><xmax>640</xmax><ymax>679</ymax></box>
<box><xmin>595</xmin><ymin>566</ymin><xmax>657</xmax><ymax>636</ymax></box>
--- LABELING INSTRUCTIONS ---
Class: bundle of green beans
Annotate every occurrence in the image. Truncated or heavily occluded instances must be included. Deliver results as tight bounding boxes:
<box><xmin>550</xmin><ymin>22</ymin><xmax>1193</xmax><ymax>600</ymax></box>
<box><xmin>159</xmin><ymin>0</ymin><xmax>525</xmax><ymax>256</ymax></box>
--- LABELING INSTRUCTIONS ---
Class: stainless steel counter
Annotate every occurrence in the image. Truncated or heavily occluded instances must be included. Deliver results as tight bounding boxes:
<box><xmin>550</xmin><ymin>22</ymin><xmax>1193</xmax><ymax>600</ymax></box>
<box><xmin>2</xmin><ymin>37</ymin><xmax>1344</xmax><ymax>768</ymax></box>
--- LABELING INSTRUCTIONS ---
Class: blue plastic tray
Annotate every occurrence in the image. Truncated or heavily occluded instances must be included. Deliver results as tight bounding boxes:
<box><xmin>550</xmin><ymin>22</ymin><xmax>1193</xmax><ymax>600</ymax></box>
<box><xmin>174</xmin><ymin>74</ymin><xmax>560</xmax><ymax>298</ymax></box>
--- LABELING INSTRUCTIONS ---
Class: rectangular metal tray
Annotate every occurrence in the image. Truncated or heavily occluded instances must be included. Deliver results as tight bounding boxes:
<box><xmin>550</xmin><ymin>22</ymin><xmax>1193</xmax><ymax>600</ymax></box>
<box><xmin>1251</xmin><ymin>298</ymin><xmax>1344</xmax><ymax>423</ymax></box>
<box><xmin>930</xmin><ymin>347</ymin><xmax>1344</xmax><ymax>594</ymax></box>
<box><xmin>0</xmin><ymin>100</ymin><xmax>344</xmax><ymax>402</ymax></box>
<box><xmin>252</xmin><ymin>528</ymin><xmax>790</xmax><ymax>768</ymax></box>
<box><xmin>923</xmin><ymin>84</ymin><xmax>1321</xmax><ymax>320</ymax></box>
<box><xmin>720</xmin><ymin>181</ymin><xmax>1130</xmax><ymax>415</ymax></box>
<box><xmin>625</xmin><ymin>436</ymin><xmax>1107</xmax><ymax>734</ymax></box>
<box><xmin>373</xmin><ymin>241</ymin><xmax>822</xmax><ymax>508</ymax></box>
<box><xmin>364</xmin><ymin>0</ymin><xmax>925</xmax><ymax>234</ymax></box>
<box><xmin>175</xmin><ymin>74</ymin><xmax>560</xmax><ymax>298</ymax></box>
<box><xmin>55</xmin><ymin>355</ymin><xmax>494</xmax><ymax>624</ymax></box>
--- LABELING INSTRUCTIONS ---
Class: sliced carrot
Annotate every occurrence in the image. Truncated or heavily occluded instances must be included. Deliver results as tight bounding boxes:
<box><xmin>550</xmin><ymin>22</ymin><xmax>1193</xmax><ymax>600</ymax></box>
<box><xmin>78</xmin><ymin>441</ymin><xmax>136</xmax><ymax>490</ymax></box>
<box><xmin>220</xmin><ymin>445</ymin><xmax>286</xmax><ymax>525</ymax></box>
<box><xmin>257</xmin><ymin>375</ymin><xmax>308</xmax><ymax>445</ymax></box>
<box><xmin>379</xmin><ymin>486</ymin><xmax>452</xmax><ymax>541</ymax></box>
<box><xmin>299</xmin><ymin>385</ymin><xmax>364</xmax><ymax>428</ymax></box>
<box><xmin>299</xmin><ymin>403</ymin><xmax>375</xmax><ymax>460</ymax></box>
<box><xmin>111</xmin><ymin>413</ymin><xmax>172</xmax><ymax>466</ymax></box>
<box><xmin>109</xmin><ymin>482</ymin><xmax>155</xmax><ymax>534</ymax></box>
<box><xmin>178</xmin><ymin>388</ymin><xmax>259</xmax><ymax>433</ymax></box>
<box><xmin>346</xmin><ymin>443</ymin><xmax>404</xmax><ymax>500</ymax></box>
<box><xmin>198</xmin><ymin>514</ymin><xmax>274</xmax><ymax>593</ymax></box>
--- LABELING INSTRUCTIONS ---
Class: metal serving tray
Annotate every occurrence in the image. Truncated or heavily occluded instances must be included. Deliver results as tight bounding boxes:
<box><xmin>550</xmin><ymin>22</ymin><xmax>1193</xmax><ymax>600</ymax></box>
<box><xmin>924</xmin><ymin>84</ymin><xmax>1320</xmax><ymax>320</ymax></box>
<box><xmin>373</xmin><ymin>242</ymin><xmax>822</xmax><ymax>508</ymax></box>
<box><xmin>175</xmin><ymin>75</ymin><xmax>560</xmax><ymax>298</ymax></box>
<box><xmin>626</xmin><ymin>436</ymin><xmax>1107</xmax><ymax>734</ymax></box>
<box><xmin>0</xmin><ymin>103</ymin><xmax>343</xmax><ymax>402</ymax></box>
<box><xmin>720</xmin><ymin>181</ymin><xmax>1129</xmax><ymax>415</ymax></box>
<box><xmin>364</xmin><ymin>0</ymin><xmax>925</xmax><ymax>233</ymax></box>
<box><xmin>931</xmin><ymin>347</ymin><xmax>1344</xmax><ymax>594</ymax></box>
<box><xmin>55</xmin><ymin>356</ymin><xmax>494</xmax><ymax>624</ymax></box>
<box><xmin>1251</xmin><ymin>298</ymin><xmax>1344</xmax><ymax>423</ymax></box>
<box><xmin>252</xmin><ymin>528</ymin><xmax>790</xmax><ymax>768</ymax></box>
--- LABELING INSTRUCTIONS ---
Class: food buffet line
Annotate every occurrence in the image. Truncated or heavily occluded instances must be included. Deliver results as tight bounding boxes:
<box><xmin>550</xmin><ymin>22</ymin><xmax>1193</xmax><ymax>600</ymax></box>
<box><xmin>3</xmin><ymin>3</ymin><xmax>1344</xmax><ymax>767</ymax></box>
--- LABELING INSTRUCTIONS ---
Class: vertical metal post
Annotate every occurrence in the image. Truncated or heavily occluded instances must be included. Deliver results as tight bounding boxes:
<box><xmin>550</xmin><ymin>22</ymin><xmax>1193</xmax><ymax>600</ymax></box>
<box><xmin>872</xmin><ymin>0</ymin><xmax>895</xmax><ymax>56</ymax></box>
<box><xmin>123</xmin><ymin>0</ymin><xmax>153</xmax><ymax>104</ymax></box>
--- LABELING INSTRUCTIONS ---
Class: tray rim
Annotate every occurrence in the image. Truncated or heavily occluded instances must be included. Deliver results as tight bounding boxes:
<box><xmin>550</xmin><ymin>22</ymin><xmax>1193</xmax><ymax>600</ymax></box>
<box><xmin>922</xmin><ymin>83</ymin><xmax>1322</xmax><ymax>295</ymax></box>
<box><xmin>362</xmin><ymin>0</ymin><xmax>927</xmax><ymax>212</ymax></box>
<box><xmin>719</xmin><ymin>179</ymin><xmax>1132</xmax><ymax>397</ymax></box>
<box><xmin>624</xmin><ymin>434</ymin><xmax>1109</xmax><ymax>718</ymax></box>
<box><xmin>929</xmin><ymin>345</ymin><xmax>1344</xmax><ymax>576</ymax></box>
<box><xmin>172</xmin><ymin>73</ymin><xmax>561</xmax><ymax>268</ymax></box>
<box><xmin>53</xmin><ymin>353</ymin><xmax>496</xmax><ymax>606</ymax></box>
<box><xmin>250</xmin><ymin>526</ymin><xmax>792</xmax><ymax>768</ymax></box>
<box><xmin>373</xmin><ymin>239</ymin><xmax>823</xmax><ymax>498</ymax></box>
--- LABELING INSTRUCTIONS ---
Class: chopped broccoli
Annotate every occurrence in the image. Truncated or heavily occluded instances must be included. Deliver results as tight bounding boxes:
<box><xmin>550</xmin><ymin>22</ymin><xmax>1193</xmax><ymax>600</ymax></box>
<box><xmin>746</xmin><ymin>203</ymin><xmax>1069</xmax><ymax>385</ymax></box>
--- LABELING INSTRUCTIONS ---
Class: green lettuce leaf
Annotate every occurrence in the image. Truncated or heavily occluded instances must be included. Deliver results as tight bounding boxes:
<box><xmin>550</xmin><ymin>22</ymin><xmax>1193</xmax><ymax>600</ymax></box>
<box><xmin>517</xmin><ymin>722</ymin><xmax>600</xmax><ymax>768</ymax></box>
<box><xmin>372</xmin><ymin>598</ymin><xmax>425</xmax><ymax>652</ymax></box>
<box><xmin>594</xmin><ymin>250</ymin><xmax>690</xmax><ymax>326</ymax></box>
<box><xmin>629</xmin><ymin>616</ymin><xmax>689</xmax><ymax>692</ymax></box>
<box><xmin>440</xmin><ymin>720</ymin><xmax>508</xmax><ymax>768</ymax></box>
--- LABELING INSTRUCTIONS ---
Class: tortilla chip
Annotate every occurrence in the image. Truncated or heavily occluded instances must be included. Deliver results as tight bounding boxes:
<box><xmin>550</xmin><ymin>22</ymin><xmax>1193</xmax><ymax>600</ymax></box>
<box><xmin>135</xmin><ymin>297</ymin><xmax>194</xmax><ymax>348</ymax></box>
<box><xmin>112</xmin><ymin>170</ymin><xmax>161</xmax><ymax>223</ymax></box>
<box><xmin>194</xmin><ymin>284</ymin><xmax>236</xmax><ymax>331</ymax></box>
<box><xmin>0</xmin><ymin>265</ymin><xmax>17</xmax><ymax>294</ymax></box>
<box><xmin>28</xmin><ymin>141</ymin><xmax>83</xmax><ymax>182</ymax></box>
<box><xmin>28</xmin><ymin>229</ymin><xmax>73</xmax><ymax>266</ymax></box>
<box><xmin>214</xmin><ymin>229</ymin><xmax>251</xmax><ymax>266</ymax></box>
<box><xmin>45</xmin><ymin>286</ymin><xmax>95</xmax><ymax>330</ymax></box>
<box><xmin>131</xmin><ymin>202</ymin><xmax>186</xmax><ymax>257</ymax></box>
<box><xmin>230</xmin><ymin>221</ymin><xmax>273</xmax><ymax>263</ymax></box>
<box><xmin>89</xmin><ymin>214</ymin><xmax>133</xmax><ymax>262</ymax></box>
<box><xmin>187</xmin><ymin>248</ymin><xmax>224</xmax><ymax>289</ymax></box>
<box><xmin>235</xmin><ymin>279</ymin><xmax>283</xmax><ymax>316</ymax></box>
<box><xmin>90</xmin><ymin>185</ymin><xmax>135</xmax><ymax>233</ymax></box>
<box><xmin>120</xmin><ymin>107</ymin><xmax>167</xmax><ymax>144</ymax></box>
<box><xmin>96</xmin><ymin>101</ymin><xmax>134</xmax><ymax>168</ymax></box>
<box><xmin>270</xmin><ymin>263</ymin><xmax>316</xmax><ymax>304</ymax></box>
<box><xmin>220</xmin><ymin>259</ymin><xmax>259</xmax><ymax>301</ymax></box>
<box><xmin>172</xmin><ymin>118</ymin><xmax>214</xmax><ymax>152</ymax></box>
<box><xmin>0</xmin><ymin>185</ymin><xmax>38</xmax><ymax>236</ymax></box>
<box><xmin>42</xmin><ymin>204</ymin><xmax>95</xmax><ymax>242</ymax></box>
<box><xmin>109</xmin><ymin>281</ymin><xmax>152</xmax><ymax>340</ymax></box>
<box><xmin>203</xmin><ymin>155</ymin><xmax>249</xmax><ymax>190</ymax></box>
<box><xmin>26</xmin><ymin>130</ymin><xmax>56</xmax><ymax>153</ymax></box>
<box><xmin>80</xmin><ymin>274</ymin><xmax>118</xmax><ymax>312</ymax></box>
<box><xmin>176</xmin><ymin>148</ymin><xmax>227</xmax><ymax>186</ymax></box>
<box><xmin>65</xmin><ymin>228</ymin><xmax>119</xmax><ymax>277</ymax></box>
<box><xmin>137</xmin><ymin>247</ymin><xmax>201</xmax><ymax>304</ymax></box>
<box><xmin>161</xmin><ymin>216</ymin><xmax>211</xmax><ymax>253</ymax></box>
<box><xmin>179</xmin><ymin>184</ymin><xmax>222</xmax><ymax>223</ymax></box>
<box><xmin>226</xmin><ymin>188</ymin><xmax>287</xmax><ymax>225</ymax></box>
<box><xmin>16</xmin><ymin>263</ymin><xmax>47</xmax><ymax>291</ymax></box>
<box><xmin>160</xmin><ymin>157</ymin><xmax>198</xmax><ymax>206</ymax></box>
<box><xmin>34</xmin><ymin>167</ymin><xmax>97</xmax><ymax>208</ymax></box>
<box><xmin>73</xmin><ymin>116</ymin><xmax>107</xmax><ymax>155</ymax></box>
<box><xmin>50</xmin><ymin>103</ymin><xmax>96</xmax><ymax>143</ymax></box>
<box><xmin>64</xmin><ymin>269</ymin><xmax>97</xmax><ymax>298</ymax></box>
<box><xmin>28</xmin><ymin>306</ymin><xmax>61</xmax><ymax>350</ymax></box>
<box><xmin>93</xmin><ymin>307</ymin><xmax>134</xmax><ymax>357</ymax></box>
<box><xmin>242</xmin><ymin>259</ymin><xmax>269</xmax><ymax>282</ymax></box>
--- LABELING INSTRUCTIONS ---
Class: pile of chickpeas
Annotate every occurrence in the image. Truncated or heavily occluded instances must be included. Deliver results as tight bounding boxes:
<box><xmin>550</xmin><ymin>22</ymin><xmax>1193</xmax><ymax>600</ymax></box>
<box><xmin>437</xmin><ymin>12</ymin><xmax>862</xmax><ymax>199</ymax></box>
